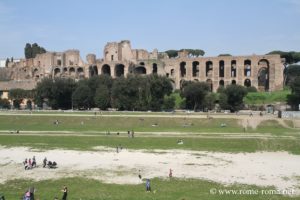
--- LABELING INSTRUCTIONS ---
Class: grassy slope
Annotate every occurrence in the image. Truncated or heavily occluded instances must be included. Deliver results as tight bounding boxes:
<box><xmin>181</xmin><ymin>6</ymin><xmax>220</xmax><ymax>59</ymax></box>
<box><xmin>1</xmin><ymin>177</ymin><xmax>298</xmax><ymax>200</ymax></box>
<box><xmin>244</xmin><ymin>90</ymin><xmax>291</xmax><ymax>105</ymax></box>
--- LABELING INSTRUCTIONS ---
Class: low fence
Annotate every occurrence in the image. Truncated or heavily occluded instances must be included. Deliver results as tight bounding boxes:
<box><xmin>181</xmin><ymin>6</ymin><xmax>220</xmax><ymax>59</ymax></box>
<box><xmin>278</xmin><ymin>111</ymin><xmax>300</xmax><ymax>119</ymax></box>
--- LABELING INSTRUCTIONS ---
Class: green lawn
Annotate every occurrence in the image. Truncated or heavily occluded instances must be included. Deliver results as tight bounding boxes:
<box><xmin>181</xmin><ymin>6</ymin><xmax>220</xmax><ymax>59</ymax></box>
<box><xmin>244</xmin><ymin>90</ymin><xmax>291</xmax><ymax>105</ymax></box>
<box><xmin>1</xmin><ymin>177</ymin><xmax>298</xmax><ymax>200</ymax></box>
<box><xmin>0</xmin><ymin>135</ymin><xmax>299</xmax><ymax>154</ymax></box>
<box><xmin>0</xmin><ymin>115</ymin><xmax>297</xmax><ymax>134</ymax></box>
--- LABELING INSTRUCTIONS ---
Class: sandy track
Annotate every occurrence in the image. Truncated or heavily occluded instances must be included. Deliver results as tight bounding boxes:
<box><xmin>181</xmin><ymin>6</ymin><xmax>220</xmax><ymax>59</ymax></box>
<box><xmin>0</xmin><ymin>146</ymin><xmax>299</xmax><ymax>195</ymax></box>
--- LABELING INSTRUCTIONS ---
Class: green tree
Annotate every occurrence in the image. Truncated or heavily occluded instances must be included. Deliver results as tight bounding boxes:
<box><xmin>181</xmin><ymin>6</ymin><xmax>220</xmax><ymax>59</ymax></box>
<box><xmin>220</xmin><ymin>85</ymin><xmax>248</xmax><ymax>112</ymax></box>
<box><xmin>5</xmin><ymin>58</ymin><xmax>9</xmax><ymax>67</ymax></box>
<box><xmin>34</xmin><ymin>78</ymin><xmax>75</xmax><ymax>109</ymax></box>
<box><xmin>203</xmin><ymin>93</ymin><xmax>217</xmax><ymax>110</ymax></box>
<box><xmin>0</xmin><ymin>98</ymin><xmax>10</xmax><ymax>109</ymax></box>
<box><xmin>219</xmin><ymin>93</ymin><xmax>228</xmax><ymax>110</ymax></box>
<box><xmin>9</xmin><ymin>88</ymin><xmax>28</xmax><ymax>109</ymax></box>
<box><xmin>86</xmin><ymin>75</ymin><xmax>113</xmax><ymax>107</ymax></box>
<box><xmin>267</xmin><ymin>51</ymin><xmax>300</xmax><ymax>86</ymax></box>
<box><xmin>24</xmin><ymin>43</ymin><xmax>32</xmax><ymax>59</ymax></box>
<box><xmin>165</xmin><ymin>50</ymin><xmax>178</xmax><ymax>58</ymax></box>
<box><xmin>286</xmin><ymin>65</ymin><xmax>300</xmax><ymax>85</ymax></box>
<box><xmin>162</xmin><ymin>95</ymin><xmax>175</xmax><ymax>111</ymax></box>
<box><xmin>147</xmin><ymin>75</ymin><xmax>173</xmax><ymax>111</ymax></box>
<box><xmin>218</xmin><ymin>54</ymin><xmax>232</xmax><ymax>56</ymax></box>
<box><xmin>111</xmin><ymin>76</ymin><xmax>137</xmax><ymax>110</ymax></box>
<box><xmin>34</xmin><ymin>78</ymin><xmax>54</xmax><ymax>108</ymax></box>
<box><xmin>94</xmin><ymin>85</ymin><xmax>110</xmax><ymax>110</ymax></box>
<box><xmin>24</xmin><ymin>43</ymin><xmax>46</xmax><ymax>59</ymax></box>
<box><xmin>180</xmin><ymin>49</ymin><xmax>205</xmax><ymax>57</ymax></box>
<box><xmin>72</xmin><ymin>84</ymin><xmax>92</xmax><ymax>109</ymax></box>
<box><xmin>267</xmin><ymin>51</ymin><xmax>300</xmax><ymax>64</ymax></box>
<box><xmin>181</xmin><ymin>82</ymin><xmax>210</xmax><ymax>111</ymax></box>
<box><xmin>287</xmin><ymin>76</ymin><xmax>300</xmax><ymax>110</ymax></box>
<box><xmin>246</xmin><ymin>86</ymin><xmax>258</xmax><ymax>93</ymax></box>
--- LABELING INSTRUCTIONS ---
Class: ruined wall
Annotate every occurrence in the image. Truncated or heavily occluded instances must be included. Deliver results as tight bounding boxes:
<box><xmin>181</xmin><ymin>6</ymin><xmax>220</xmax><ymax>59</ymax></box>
<box><xmin>0</xmin><ymin>40</ymin><xmax>284</xmax><ymax>92</ymax></box>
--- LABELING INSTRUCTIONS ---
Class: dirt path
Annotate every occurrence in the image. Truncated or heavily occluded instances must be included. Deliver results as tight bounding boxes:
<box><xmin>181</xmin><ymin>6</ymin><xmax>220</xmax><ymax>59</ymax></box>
<box><xmin>0</xmin><ymin>146</ymin><xmax>299</xmax><ymax>195</ymax></box>
<box><xmin>0</xmin><ymin>131</ymin><xmax>298</xmax><ymax>139</ymax></box>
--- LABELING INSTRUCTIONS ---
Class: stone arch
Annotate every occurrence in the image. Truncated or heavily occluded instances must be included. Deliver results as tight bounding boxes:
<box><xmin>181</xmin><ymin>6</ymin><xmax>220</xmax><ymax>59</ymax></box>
<box><xmin>152</xmin><ymin>63</ymin><xmax>158</xmax><ymax>74</ymax></box>
<box><xmin>244</xmin><ymin>79</ymin><xmax>251</xmax><ymax>87</ymax></box>
<box><xmin>232</xmin><ymin>80</ymin><xmax>236</xmax><ymax>85</ymax></box>
<box><xmin>26</xmin><ymin>100</ymin><xmax>32</xmax><ymax>110</ymax></box>
<box><xmin>257</xmin><ymin>59</ymin><xmax>270</xmax><ymax>91</ymax></box>
<box><xmin>54</xmin><ymin>68</ymin><xmax>61</xmax><ymax>77</ymax></box>
<box><xmin>77</xmin><ymin>67</ymin><xmax>84</xmax><ymax>73</ymax></box>
<box><xmin>231</xmin><ymin>60</ymin><xmax>237</xmax><ymax>77</ymax></box>
<box><xmin>244</xmin><ymin>59</ymin><xmax>251</xmax><ymax>77</ymax></box>
<box><xmin>33</xmin><ymin>68</ymin><xmax>39</xmax><ymax>78</ymax></box>
<box><xmin>219</xmin><ymin>80</ymin><xmax>225</xmax><ymax>87</ymax></box>
<box><xmin>219</xmin><ymin>60</ymin><xmax>225</xmax><ymax>77</ymax></box>
<box><xmin>192</xmin><ymin>61</ymin><xmax>199</xmax><ymax>77</ymax></box>
<box><xmin>93</xmin><ymin>66</ymin><xmax>98</xmax><ymax>75</ymax></box>
<box><xmin>206</xmin><ymin>79</ymin><xmax>213</xmax><ymax>92</ymax></box>
<box><xmin>180</xmin><ymin>62</ymin><xmax>186</xmax><ymax>77</ymax></box>
<box><xmin>170</xmin><ymin>69</ymin><xmax>175</xmax><ymax>77</ymax></box>
<box><xmin>102</xmin><ymin>64</ymin><xmax>111</xmax><ymax>76</ymax></box>
<box><xmin>63</xmin><ymin>67</ymin><xmax>68</xmax><ymax>73</ymax></box>
<box><xmin>89</xmin><ymin>65</ymin><xmax>98</xmax><ymax>77</ymax></box>
<box><xmin>206</xmin><ymin>61</ymin><xmax>213</xmax><ymax>77</ymax></box>
<box><xmin>77</xmin><ymin>67</ymin><xmax>84</xmax><ymax>79</ymax></box>
<box><xmin>134</xmin><ymin>66</ymin><xmax>146</xmax><ymax>75</ymax></box>
<box><xmin>69</xmin><ymin>67</ymin><xmax>75</xmax><ymax>76</ymax></box>
<box><xmin>115</xmin><ymin>64</ymin><xmax>125</xmax><ymax>77</ymax></box>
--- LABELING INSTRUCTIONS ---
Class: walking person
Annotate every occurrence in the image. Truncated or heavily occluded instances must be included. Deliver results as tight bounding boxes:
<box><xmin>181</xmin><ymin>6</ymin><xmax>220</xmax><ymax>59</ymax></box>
<box><xmin>145</xmin><ymin>179</ymin><xmax>151</xmax><ymax>192</ymax></box>
<box><xmin>29</xmin><ymin>186</ymin><xmax>35</xmax><ymax>200</ymax></box>
<box><xmin>32</xmin><ymin>156</ymin><xmax>36</xmax><ymax>168</ymax></box>
<box><xmin>138</xmin><ymin>170</ymin><xmax>142</xmax><ymax>180</ymax></box>
<box><xmin>28</xmin><ymin>159</ymin><xmax>32</xmax><ymax>169</ymax></box>
<box><xmin>43</xmin><ymin>157</ymin><xmax>47</xmax><ymax>168</ymax></box>
<box><xmin>61</xmin><ymin>186</ymin><xmax>68</xmax><ymax>200</ymax></box>
<box><xmin>169</xmin><ymin>168</ymin><xmax>173</xmax><ymax>178</ymax></box>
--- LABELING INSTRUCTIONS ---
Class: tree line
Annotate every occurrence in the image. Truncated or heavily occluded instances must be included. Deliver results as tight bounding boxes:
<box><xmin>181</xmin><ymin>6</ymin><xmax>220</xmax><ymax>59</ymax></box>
<box><xmin>24</xmin><ymin>43</ymin><xmax>46</xmax><ymax>59</ymax></box>
<box><xmin>3</xmin><ymin>74</ymin><xmax>300</xmax><ymax>111</ymax></box>
<box><xmin>34</xmin><ymin>74</ymin><xmax>173</xmax><ymax>111</ymax></box>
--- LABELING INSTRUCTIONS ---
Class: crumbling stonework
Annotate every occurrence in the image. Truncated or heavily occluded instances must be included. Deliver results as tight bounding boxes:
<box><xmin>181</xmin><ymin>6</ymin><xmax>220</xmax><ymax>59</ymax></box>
<box><xmin>0</xmin><ymin>40</ymin><xmax>284</xmax><ymax>92</ymax></box>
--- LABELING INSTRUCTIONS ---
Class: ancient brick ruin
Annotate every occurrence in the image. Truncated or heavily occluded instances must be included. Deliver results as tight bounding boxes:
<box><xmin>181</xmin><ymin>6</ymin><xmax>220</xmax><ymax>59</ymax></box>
<box><xmin>0</xmin><ymin>40</ymin><xmax>284</xmax><ymax>92</ymax></box>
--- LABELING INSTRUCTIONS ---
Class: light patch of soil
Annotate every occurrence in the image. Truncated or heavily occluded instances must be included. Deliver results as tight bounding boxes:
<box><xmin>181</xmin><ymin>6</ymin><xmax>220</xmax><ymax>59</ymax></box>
<box><xmin>0</xmin><ymin>146</ymin><xmax>300</xmax><ymax>195</ymax></box>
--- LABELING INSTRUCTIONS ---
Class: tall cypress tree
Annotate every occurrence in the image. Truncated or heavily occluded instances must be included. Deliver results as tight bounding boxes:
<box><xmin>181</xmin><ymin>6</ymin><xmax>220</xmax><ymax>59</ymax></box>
<box><xmin>24</xmin><ymin>43</ymin><xmax>32</xmax><ymax>59</ymax></box>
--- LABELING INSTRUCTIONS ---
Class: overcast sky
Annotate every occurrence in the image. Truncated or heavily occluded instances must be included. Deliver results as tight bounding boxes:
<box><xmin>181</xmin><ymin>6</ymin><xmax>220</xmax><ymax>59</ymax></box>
<box><xmin>0</xmin><ymin>0</ymin><xmax>299</xmax><ymax>59</ymax></box>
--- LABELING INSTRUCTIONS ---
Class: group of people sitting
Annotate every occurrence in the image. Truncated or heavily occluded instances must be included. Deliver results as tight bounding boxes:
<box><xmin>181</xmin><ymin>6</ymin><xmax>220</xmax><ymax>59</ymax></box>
<box><xmin>23</xmin><ymin>156</ymin><xmax>36</xmax><ymax>170</ymax></box>
<box><xmin>43</xmin><ymin>157</ymin><xmax>57</xmax><ymax>169</ymax></box>
<box><xmin>23</xmin><ymin>156</ymin><xmax>57</xmax><ymax>170</ymax></box>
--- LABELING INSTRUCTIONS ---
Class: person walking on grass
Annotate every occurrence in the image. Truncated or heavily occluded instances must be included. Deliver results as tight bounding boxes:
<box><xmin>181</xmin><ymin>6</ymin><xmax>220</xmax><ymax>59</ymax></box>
<box><xmin>61</xmin><ymin>186</ymin><xmax>68</xmax><ymax>200</ymax></box>
<box><xmin>146</xmin><ymin>179</ymin><xmax>151</xmax><ymax>192</ymax></box>
<box><xmin>169</xmin><ymin>168</ymin><xmax>173</xmax><ymax>178</ymax></box>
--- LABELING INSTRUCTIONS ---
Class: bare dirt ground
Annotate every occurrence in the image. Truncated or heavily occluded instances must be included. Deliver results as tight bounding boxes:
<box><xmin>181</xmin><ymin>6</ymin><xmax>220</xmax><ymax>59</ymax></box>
<box><xmin>0</xmin><ymin>146</ymin><xmax>299</xmax><ymax>195</ymax></box>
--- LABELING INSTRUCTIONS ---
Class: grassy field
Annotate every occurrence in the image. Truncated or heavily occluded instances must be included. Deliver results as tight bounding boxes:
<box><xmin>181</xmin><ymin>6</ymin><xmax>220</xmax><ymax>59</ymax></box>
<box><xmin>0</xmin><ymin>115</ymin><xmax>297</xmax><ymax>134</ymax></box>
<box><xmin>0</xmin><ymin>134</ymin><xmax>300</xmax><ymax>154</ymax></box>
<box><xmin>1</xmin><ymin>177</ymin><xmax>298</xmax><ymax>200</ymax></box>
<box><xmin>0</xmin><ymin>112</ymin><xmax>299</xmax><ymax>199</ymax></box>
